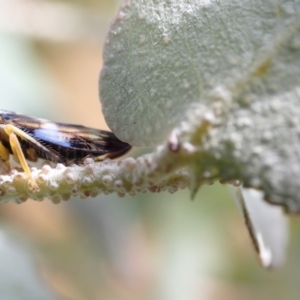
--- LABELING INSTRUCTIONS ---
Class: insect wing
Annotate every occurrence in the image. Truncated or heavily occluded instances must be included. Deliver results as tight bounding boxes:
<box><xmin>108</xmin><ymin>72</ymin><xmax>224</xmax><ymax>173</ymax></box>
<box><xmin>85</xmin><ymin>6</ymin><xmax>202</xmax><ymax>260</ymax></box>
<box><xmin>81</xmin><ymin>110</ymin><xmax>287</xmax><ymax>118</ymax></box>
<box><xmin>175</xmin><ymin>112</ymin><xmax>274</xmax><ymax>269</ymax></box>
<box><xmin>0</xmin><ymin>111</ymin><xmax>63</xmax><ymax>163</ymax></box>
<box><xmin>0</xmin><ymin>111</ymin><xmax>131</xmax><ymax>163</ymax></box>
<box><xmin>33</xmin><ymin>123</ymin><xmax>131</xmax><ymax>155</ymax></box>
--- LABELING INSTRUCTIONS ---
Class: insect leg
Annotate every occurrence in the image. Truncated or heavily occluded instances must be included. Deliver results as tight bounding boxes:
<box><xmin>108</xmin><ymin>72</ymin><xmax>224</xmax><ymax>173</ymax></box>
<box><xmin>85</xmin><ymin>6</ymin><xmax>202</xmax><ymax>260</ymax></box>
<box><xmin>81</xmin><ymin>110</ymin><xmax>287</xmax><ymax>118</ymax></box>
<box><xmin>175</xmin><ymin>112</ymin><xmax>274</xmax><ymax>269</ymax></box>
<box><xmin>3</xmin><ymin>124</ymin><xmax>39</xmax><ymax>191</ymax></box>
<box><xmin>0</xmin><ymin>141</ymin><xmax>10</xmax><ymax>169</ymax></box>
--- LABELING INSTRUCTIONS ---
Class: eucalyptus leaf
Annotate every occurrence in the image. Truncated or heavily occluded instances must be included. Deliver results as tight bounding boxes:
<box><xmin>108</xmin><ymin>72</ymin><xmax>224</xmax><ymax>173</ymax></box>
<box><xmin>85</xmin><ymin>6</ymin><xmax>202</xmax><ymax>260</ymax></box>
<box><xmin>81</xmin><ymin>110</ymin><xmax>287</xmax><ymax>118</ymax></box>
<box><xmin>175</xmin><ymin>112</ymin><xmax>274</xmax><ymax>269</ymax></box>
<box><xmin>100</xmin><ymin>1</ymin><xmax>300</xmax><ymax>212</ymax></box>
<box><xmin>230</xmin><ymin>186</ymin><xmax>289</xmax><ymax>268</ymax></box>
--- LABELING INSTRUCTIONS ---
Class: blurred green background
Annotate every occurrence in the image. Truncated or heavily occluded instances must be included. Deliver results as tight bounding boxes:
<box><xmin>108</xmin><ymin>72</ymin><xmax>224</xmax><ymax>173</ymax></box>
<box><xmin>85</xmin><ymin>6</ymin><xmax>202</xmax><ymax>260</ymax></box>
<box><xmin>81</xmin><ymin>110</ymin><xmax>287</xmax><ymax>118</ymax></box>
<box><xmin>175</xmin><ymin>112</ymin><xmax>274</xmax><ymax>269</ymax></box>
<box><xmin>0</xmin><ymin>1</ymin><xmax>300</xmax><ymax>299</ymax></box>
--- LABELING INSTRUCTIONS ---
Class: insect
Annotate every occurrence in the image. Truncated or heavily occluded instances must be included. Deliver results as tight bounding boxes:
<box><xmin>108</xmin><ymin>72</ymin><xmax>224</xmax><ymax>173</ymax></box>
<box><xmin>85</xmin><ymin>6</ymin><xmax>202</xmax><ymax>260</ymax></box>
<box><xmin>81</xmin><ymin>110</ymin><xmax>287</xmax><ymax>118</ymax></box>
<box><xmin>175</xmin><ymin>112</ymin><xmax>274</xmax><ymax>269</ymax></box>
<box><xmin>0</xmin><ymin>110</ymin><xmax>131</xmax><ymax>190</ymax></box>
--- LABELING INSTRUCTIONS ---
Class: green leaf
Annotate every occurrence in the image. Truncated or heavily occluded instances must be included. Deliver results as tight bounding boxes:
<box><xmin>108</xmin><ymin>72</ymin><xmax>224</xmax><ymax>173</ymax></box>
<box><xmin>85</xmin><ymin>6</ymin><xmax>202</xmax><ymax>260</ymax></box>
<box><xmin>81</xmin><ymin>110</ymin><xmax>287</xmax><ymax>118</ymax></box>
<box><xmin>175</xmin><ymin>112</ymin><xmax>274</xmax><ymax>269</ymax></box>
<box><xmin>100</xmin><ymin>1</ymin><xmax>300</xmax><ymax>213</ymax></box>
<box><xmin>231</xmin><ymin>186</ymin><xmax>289</xmax><ymax>268</ymax></box>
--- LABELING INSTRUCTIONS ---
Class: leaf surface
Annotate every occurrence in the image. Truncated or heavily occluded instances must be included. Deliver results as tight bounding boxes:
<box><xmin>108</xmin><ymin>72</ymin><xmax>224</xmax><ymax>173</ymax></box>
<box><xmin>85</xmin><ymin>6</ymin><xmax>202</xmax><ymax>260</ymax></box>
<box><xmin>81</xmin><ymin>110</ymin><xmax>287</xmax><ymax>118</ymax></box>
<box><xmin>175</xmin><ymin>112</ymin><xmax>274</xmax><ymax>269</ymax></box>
<box><xmin>100</xmin><ymin>0</ymin><xmax>300</xmax><ymax>212</ymax></box>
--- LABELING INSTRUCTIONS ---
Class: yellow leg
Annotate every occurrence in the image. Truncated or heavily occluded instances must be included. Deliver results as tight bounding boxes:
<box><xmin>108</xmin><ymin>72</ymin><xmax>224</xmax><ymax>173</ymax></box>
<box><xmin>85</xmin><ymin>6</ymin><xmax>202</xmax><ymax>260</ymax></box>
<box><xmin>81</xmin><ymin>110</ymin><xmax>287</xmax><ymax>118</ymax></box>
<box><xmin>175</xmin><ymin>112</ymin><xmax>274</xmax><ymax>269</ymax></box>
<box><xmin>3</xmin><ymin>125</ymin><xmax>39</xmax><ymax>191</ymax></box>
<box><xmin>0</xmin><ymin>141</ymin><xmax>10</xmax><ymax>169</ymax></box>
